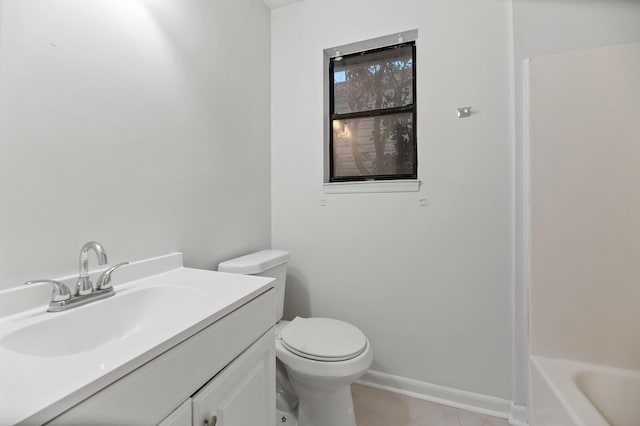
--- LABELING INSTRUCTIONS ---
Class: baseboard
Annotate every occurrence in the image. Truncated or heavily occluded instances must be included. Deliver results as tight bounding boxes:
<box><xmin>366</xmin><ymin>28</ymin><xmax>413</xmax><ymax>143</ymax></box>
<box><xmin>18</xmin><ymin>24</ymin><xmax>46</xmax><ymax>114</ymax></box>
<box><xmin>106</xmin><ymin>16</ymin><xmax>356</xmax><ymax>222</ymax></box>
<box><xmin>508</xmin><ymin>403</ymin><xmax>528</xmax><ymax>426</ymax></box>
<box><xmin>357</xmin><ymin>370</ymin><xmax>528</xmax><ymax>426</ymax></box>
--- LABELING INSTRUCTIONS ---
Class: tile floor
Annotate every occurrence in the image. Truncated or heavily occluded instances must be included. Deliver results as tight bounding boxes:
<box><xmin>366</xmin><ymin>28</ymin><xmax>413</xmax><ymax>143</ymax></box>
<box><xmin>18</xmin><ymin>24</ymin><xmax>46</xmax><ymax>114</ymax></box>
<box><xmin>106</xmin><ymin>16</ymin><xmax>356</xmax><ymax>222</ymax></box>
<box><xmin>352</xmin><ymin>384</ymin><xmax>510</xmax><ymax>426</ymax></box>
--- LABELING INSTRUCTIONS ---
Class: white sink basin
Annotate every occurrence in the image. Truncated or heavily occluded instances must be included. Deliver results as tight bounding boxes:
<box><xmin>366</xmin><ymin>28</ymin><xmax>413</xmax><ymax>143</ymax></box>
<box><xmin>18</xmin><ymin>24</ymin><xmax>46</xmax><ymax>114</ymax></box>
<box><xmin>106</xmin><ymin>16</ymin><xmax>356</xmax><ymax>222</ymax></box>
<box><xmin>1</xmin><ymin>286</ymin><xmax>206</xmax><ymax>357</ymax></box>
<box><xmin>0</xmin><ymin>254</ymin><xmax>274</xmax><ymax>426</ymax></box>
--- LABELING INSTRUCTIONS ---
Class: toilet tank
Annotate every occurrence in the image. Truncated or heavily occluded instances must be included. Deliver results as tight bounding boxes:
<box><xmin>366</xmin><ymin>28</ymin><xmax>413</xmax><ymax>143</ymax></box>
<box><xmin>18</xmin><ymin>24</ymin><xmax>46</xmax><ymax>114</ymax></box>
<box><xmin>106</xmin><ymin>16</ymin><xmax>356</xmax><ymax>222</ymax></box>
<box><xmin>217</xmin><ymin>250</ymin><xmax>289</xmax><ymax>322</ymax></box>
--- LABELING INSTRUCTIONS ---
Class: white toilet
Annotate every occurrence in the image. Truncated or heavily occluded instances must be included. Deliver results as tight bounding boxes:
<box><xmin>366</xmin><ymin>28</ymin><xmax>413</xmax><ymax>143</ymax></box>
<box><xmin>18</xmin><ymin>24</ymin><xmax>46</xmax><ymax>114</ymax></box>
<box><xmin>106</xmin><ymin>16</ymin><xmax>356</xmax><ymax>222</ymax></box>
<box><xmin>218</xmin><ymin>250</ymin><xmax>373</xmax><ymax>426</ymax></box>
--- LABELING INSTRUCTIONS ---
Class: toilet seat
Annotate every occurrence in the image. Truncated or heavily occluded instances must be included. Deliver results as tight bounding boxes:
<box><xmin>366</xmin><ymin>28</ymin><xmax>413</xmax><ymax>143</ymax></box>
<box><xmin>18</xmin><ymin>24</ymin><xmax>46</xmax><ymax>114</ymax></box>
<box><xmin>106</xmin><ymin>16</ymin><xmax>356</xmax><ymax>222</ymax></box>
<box><xmin>280</xmin><ymin>317</ymin><xmax>367</xmax><ymax>362</ymax></box>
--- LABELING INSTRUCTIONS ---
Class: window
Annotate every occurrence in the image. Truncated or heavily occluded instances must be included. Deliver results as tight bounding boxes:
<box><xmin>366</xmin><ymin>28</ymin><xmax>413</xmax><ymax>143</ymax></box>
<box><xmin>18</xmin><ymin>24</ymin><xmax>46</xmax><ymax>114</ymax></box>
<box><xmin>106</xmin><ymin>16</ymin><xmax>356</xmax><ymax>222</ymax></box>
<box><xmin>329</xmin><ymin>42</ymin><xmax>416</xmax><ymax>182</ymax></box>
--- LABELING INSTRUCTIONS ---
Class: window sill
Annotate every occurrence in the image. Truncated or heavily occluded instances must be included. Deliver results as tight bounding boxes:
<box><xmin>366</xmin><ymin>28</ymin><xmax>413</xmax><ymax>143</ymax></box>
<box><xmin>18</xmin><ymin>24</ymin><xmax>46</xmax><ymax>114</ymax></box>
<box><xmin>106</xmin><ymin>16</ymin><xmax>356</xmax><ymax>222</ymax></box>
<box><xmin>323</xmin><ymin>180</ymin><xmax>420</xmax><ymax>194</ymax></box>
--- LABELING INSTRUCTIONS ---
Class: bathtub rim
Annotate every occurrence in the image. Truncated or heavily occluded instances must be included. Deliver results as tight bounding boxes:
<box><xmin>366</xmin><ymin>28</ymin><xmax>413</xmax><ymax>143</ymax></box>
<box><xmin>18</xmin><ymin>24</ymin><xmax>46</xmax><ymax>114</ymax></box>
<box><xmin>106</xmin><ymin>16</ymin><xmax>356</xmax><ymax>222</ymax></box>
<box><xmin>531</xmin><ymin>356</ymin><xmax>613</xmax><ymax>426</ymax></box>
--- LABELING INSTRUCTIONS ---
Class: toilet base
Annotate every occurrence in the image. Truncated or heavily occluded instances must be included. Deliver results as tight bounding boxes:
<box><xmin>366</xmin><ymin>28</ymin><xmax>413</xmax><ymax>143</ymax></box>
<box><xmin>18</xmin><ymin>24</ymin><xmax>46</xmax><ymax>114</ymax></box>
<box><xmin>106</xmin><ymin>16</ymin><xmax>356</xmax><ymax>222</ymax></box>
<box><xmin>276</xmin><ymin>408</ymin><xmax>298</xmax><ymax>426</ymax></box>
<box><xmin>288</xmin><ymin>373</ymin><xmax>357</xmax><ymax>426</ymax></box>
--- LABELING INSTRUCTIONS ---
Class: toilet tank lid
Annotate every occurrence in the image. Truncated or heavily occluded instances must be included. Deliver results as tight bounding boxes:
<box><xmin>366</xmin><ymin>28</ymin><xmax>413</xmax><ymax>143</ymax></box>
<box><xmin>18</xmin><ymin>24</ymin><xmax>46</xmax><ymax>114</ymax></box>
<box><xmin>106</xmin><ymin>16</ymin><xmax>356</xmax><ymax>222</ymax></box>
<box><xmin>218</xmin><ymin>250</ymin><xmax>289</xmax><ymax>274</ymax></box>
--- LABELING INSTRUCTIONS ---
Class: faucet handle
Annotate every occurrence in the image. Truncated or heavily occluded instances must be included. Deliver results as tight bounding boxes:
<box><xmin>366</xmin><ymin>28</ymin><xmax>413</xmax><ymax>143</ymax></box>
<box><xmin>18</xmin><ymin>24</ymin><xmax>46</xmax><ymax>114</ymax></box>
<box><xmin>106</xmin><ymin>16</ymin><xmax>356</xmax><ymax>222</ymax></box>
<box><xmin>25</xmin><ymin>280</ymin><xmax>72</xmax><ymax>302</ymax></box>
<box><xmin>96</xmin><ymin>262</ymin><xmax>129</xmax><ymax>291</ymax></box>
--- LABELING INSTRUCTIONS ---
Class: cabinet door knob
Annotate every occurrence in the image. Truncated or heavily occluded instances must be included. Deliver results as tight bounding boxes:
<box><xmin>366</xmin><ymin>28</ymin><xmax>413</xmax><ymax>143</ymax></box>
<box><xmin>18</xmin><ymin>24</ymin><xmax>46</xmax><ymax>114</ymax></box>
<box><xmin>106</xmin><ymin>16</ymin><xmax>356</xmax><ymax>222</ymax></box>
<box><xmin>204</xmin><ymin>415</ymin><xmax>217</xmax><ymax>426</ymax></box>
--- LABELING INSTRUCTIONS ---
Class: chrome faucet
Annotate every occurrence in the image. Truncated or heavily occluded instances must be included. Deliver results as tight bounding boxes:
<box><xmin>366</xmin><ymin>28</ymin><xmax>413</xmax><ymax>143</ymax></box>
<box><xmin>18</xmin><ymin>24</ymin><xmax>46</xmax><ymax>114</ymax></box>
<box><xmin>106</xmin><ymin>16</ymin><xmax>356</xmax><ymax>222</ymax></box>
<box><xmin>76</xmin><ymin>241</ymin><xmax>108</xmax><ymax>295</ymax></box>
<box><xmin>25</xmin><ymin>241</ymin><xmax>128</xmax><ymax>312</ymax></box>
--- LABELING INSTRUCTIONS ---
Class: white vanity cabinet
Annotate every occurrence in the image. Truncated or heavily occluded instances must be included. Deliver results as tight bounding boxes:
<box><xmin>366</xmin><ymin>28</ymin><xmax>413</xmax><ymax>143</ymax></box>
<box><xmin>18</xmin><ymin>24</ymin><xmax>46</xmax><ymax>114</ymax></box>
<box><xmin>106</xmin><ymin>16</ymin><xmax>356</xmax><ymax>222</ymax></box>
<box><xmin>158</xmin><ymin>328</ymin><xmax>274</xmax><ymax>426</ymax></box>
<box><xmin>158</xmin><ymin>400</ymin><xmax>192</xmax><ymax>426</ymax></box>
<box><xmin>46</xmin><ymin>287</ymin><xmax>276</xmax><ymax>426</ymax></box>
<box><xmin>191</xmin><ymin>329</ymin><xmax>275</xmax><ymax>426</ymax></box>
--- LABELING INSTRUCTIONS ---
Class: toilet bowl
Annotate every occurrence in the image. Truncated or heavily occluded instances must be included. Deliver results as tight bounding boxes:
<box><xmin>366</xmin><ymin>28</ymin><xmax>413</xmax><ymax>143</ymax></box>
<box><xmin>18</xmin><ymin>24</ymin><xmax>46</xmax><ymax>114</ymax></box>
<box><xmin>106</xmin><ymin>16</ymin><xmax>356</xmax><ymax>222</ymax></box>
<box><xmin>218</xmin><ymin>250</ymin><xmax>373</xmax><ymax>426</ymax></box>
<box><xmin>275</xmin><ymin>319</ymin><xmax>373</xmax><ymax>426</ymax></box>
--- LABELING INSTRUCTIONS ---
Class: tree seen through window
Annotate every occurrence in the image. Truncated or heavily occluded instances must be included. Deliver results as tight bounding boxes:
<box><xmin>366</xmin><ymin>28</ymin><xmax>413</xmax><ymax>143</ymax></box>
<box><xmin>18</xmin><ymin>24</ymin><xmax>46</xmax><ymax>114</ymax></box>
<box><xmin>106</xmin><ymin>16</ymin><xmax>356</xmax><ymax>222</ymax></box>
<box><xmin>330</xmin><ymin>42</ymin><xmax>416</xmax><ymax>181</ymax></box>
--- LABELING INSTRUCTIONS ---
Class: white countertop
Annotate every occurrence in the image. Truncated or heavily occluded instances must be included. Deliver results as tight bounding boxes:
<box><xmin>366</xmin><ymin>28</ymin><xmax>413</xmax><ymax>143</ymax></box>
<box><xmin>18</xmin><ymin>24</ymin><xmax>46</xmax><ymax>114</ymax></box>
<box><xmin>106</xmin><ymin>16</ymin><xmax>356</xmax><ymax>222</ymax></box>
<box><xmin>0</xmin><ymin>253</ymin><xmax>273</xmax><ymax>425</ymax></box>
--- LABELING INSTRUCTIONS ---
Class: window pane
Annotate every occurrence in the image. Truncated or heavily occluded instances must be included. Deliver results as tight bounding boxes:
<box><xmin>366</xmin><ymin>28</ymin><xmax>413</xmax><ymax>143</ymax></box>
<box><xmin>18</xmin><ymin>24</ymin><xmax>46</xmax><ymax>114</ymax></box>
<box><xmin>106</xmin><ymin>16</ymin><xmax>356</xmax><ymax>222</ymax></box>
<box><xmin>332</xmin><ymin>112</ymin><xmax>415</xmax><ymax>179</ymax></box>
<box><xmin>333</xmin><ymin>45</ymin><xmax>413</xmax><ymax>114</ymax></box>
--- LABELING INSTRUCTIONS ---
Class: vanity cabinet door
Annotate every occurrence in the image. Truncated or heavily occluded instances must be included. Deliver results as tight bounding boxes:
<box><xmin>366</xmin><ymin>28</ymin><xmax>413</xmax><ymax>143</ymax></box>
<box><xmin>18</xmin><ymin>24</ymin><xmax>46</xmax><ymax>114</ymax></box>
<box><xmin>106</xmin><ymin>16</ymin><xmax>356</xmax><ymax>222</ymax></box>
<box><xmin>158</xmin><ymin>399</ymin><xmax>192</xmax><ymax>426</ymax></box>
<box><xmin>192</xmin><ymin>329</ymin><xmax>275</xmax><ymax>426</ymax></box>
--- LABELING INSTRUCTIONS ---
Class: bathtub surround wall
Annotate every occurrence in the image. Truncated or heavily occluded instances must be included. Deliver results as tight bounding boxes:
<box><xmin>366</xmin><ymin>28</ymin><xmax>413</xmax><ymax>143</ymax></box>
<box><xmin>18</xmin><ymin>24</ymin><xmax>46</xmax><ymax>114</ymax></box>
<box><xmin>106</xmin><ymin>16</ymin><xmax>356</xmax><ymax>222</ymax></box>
<box><xmin>0</xmin><ymin>0</ymin><xmax>271</xmax><ymax>290</ymax></box>
<box><xmin>529</xmin><ymin>42</ymin><xmax>640</xmax><ymax>370</ymax></box>
<box><xmin>271</xmin><ymin>0</ymin><xmax>514</xmax><ymax>406</ymax></box>
<box><xmin>511</xmin><ymin>0</ymin><xmax>640</xmax><ymax>412</ymax></box>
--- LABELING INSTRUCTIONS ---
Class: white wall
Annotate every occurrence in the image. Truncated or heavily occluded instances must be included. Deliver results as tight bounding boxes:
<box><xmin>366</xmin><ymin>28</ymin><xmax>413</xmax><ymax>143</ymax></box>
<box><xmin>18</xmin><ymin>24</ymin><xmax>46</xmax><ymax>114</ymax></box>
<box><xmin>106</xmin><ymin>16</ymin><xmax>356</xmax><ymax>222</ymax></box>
<box><xmin>271</xmin><ymin>0</ymin><xmax>514</xmax><ymax>399</ymax></box>
<box><xmin>513</xmin><ymin>0</ymin><xmax>640</xmax><ymax>62</ymax></box>
<box><xmin>0</xmin><ymin>0</ymin><xmax>271</xmax><ymax>290</ymax></box>
<box><xmin>529</xmin><ymin>42</ymin><xmax>640</xmax><ymax>369</ymax></box>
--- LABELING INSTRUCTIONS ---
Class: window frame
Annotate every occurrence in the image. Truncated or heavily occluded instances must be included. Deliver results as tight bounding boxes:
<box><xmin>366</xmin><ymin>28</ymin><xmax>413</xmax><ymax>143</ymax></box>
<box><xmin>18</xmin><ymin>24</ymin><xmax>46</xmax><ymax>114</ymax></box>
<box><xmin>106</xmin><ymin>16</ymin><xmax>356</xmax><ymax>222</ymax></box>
<box><xmin>328</xmin><ymin>41</ymin><xmax>417</xmax><ymax>183</ymax></box>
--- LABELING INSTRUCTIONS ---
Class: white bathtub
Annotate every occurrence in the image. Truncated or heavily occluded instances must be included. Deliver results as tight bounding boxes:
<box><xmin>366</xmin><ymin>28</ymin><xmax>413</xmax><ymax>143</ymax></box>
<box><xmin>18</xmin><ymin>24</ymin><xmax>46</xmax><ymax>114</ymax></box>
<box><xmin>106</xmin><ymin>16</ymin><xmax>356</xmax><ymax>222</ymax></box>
<box><xmin>531</xmin><ymin>356</ymin><xmax>640</xmax><ymax>426</ymax></box>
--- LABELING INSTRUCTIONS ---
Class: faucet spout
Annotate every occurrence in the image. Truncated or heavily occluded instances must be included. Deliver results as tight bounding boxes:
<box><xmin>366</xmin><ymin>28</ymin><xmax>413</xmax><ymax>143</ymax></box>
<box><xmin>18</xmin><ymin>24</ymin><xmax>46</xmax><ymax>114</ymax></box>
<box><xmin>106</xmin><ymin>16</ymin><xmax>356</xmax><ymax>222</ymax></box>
<box><xmin>76</xmin><ymin>241</ymin><xmax>108</xmax><ymax>295</ymax></box>
<box><xmin>28</xmin><ymin>241</ymin><xmax>126</xmax><ymax>312</ymax></box>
